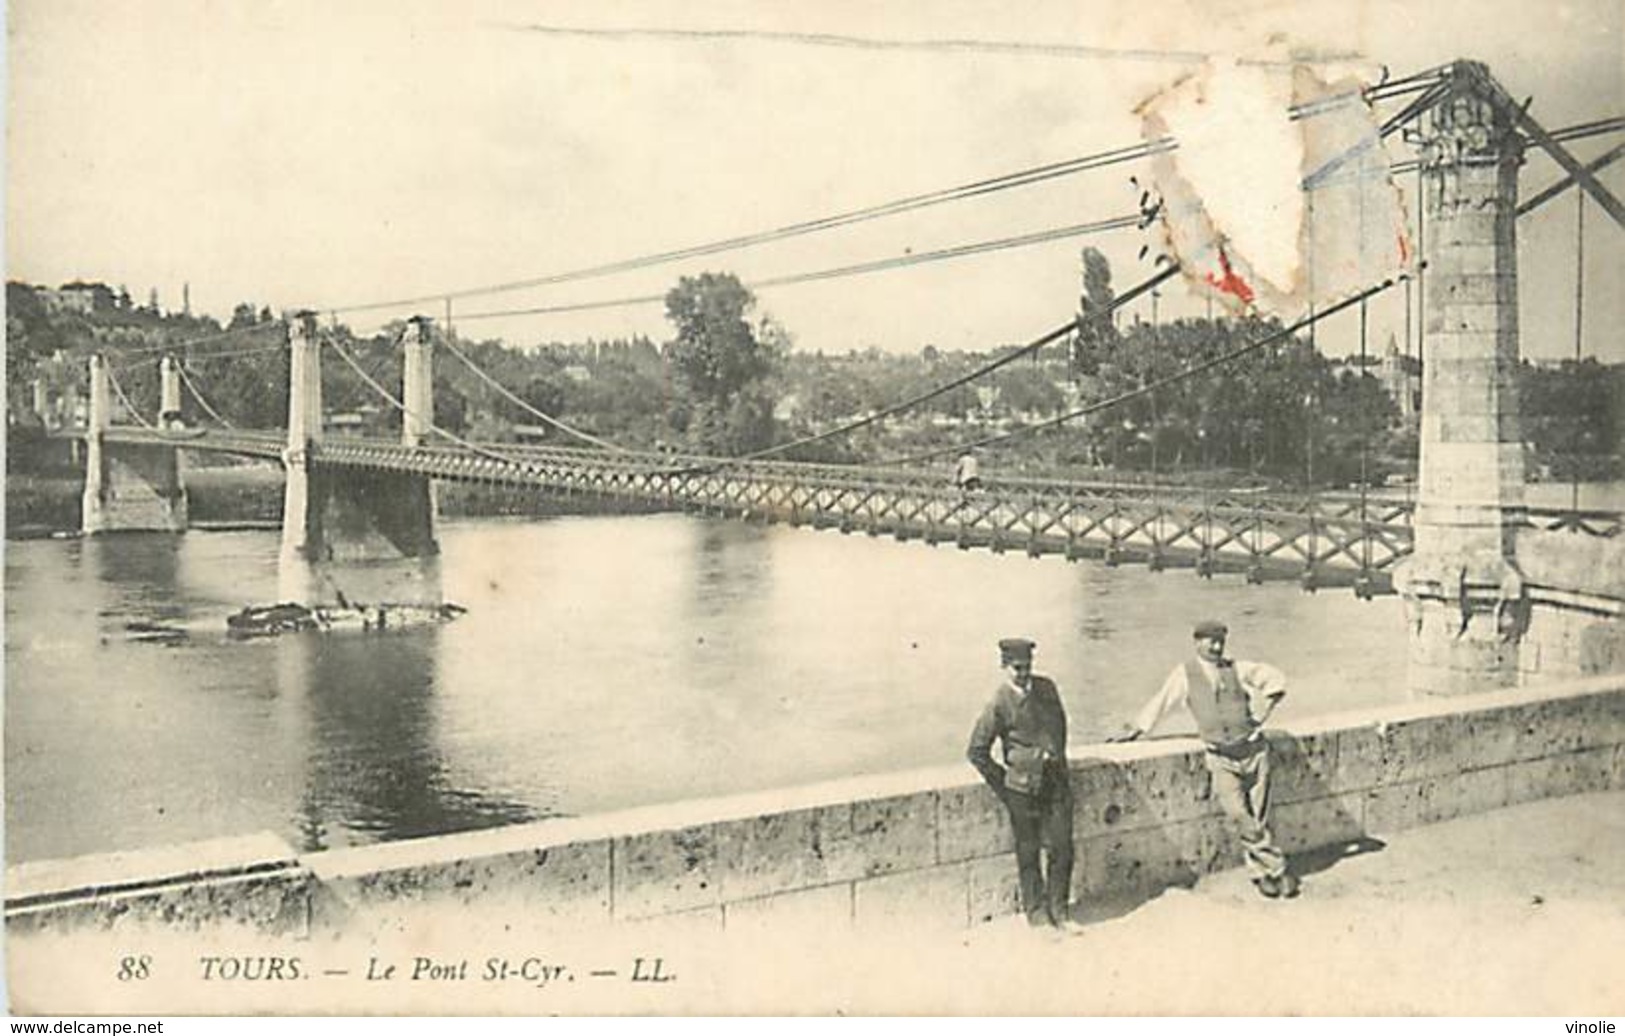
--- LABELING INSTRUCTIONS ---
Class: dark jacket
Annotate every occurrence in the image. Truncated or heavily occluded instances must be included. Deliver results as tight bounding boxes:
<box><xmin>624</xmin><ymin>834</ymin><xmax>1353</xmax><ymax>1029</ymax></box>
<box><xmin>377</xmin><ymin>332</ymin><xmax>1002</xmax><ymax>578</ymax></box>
<box><xmin>967</xmin><ymin>675</ymin><xmax>1068</xmax><ymax>792</ymax></box>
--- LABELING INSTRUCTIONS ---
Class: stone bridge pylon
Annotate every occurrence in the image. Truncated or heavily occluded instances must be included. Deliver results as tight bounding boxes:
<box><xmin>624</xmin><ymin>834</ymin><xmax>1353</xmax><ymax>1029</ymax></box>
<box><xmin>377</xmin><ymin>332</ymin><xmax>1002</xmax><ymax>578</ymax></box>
<box><xmin>80</xmin><ymin>353</ymin><xmax>189</xmax><ymax>534</ymax></box>
<box><xmin>278</xmin><ymin>311</ymin><xmax>442</xmax><ymax>606</ymax></box>
<box><xmin>1397</xmin><ymin>61</ymin><xmax>1625</xmax><ymax>695</ymax></box>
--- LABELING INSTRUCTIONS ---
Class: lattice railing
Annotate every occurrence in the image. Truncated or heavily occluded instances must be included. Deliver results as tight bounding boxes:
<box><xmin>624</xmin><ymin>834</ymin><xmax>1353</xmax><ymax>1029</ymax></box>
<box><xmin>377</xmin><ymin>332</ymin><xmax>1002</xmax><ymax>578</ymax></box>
<box><xmin>94</xmin><ymin>427</ymin><xmax>1621</xmax><ymax>593</ymax></box>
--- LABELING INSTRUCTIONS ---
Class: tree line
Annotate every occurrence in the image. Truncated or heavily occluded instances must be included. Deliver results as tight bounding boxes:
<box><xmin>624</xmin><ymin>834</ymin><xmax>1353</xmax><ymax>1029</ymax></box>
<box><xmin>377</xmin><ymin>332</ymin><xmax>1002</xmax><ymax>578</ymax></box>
<box><xmin>7</xmin><ymin>271</ymin><xmax>1619</xmax><ymax>485</ymax></box>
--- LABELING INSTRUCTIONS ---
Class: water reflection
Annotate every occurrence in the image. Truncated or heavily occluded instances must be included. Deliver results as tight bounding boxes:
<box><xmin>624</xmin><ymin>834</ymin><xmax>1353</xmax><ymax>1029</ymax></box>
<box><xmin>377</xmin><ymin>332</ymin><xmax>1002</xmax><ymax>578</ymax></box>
<box><xmin>7</xmin><ymin>515</ymin><xmax>1414</xmax><ymax>863</ymax></box>
<box><xmin>87</xmin><ymin>535</ymin><xmax>187</xmax><ymax>624</ymax></box>
<box><xmin>278</xmin><ymin>630</ymin><xmax>540</xmax><ymax>853</ymax></box>
<box><xmin>690</xmin><ymin>521</ymin><xmax>773</xmax><ymax>613</ymax></box>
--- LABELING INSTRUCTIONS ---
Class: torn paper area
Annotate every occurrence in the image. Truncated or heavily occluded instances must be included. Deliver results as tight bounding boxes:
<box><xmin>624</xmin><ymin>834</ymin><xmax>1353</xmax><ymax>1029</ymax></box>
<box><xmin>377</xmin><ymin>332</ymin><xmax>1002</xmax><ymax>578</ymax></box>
<box><xmin>1138</xmin><ymin>59</ymin><xmax>1412</xmax><ymax>319</ymax></box>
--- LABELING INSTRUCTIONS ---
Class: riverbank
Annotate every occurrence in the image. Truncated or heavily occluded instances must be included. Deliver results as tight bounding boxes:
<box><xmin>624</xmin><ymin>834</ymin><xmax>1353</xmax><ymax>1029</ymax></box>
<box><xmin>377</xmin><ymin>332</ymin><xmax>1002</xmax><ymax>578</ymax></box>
<box><xmin>3</xmin><ymin>465</ymin><xmax>672</xmax><ymax>539</ymax></box>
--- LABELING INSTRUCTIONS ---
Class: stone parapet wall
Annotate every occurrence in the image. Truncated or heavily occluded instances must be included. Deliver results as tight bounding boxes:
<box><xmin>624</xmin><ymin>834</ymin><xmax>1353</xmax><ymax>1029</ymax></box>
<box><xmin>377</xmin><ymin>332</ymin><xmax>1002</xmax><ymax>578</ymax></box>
<box><xmin>9</xmin><ymin>675</ymin><xmax>1624</xmax><ymax>937</ymax></box>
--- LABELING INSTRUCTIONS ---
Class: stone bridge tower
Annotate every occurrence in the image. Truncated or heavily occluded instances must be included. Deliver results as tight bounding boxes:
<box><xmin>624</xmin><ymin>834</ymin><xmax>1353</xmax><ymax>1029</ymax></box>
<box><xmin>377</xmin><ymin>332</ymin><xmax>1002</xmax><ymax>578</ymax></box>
<box><xmin>1400</xmin><ymin>61</ymin><xmax>1625</xmax><ymax>693</ymax></box>
<box><xmin>1398</xmin><ymin>64</ymin><xmax>1527</xmax><ymax>697</ymax></box>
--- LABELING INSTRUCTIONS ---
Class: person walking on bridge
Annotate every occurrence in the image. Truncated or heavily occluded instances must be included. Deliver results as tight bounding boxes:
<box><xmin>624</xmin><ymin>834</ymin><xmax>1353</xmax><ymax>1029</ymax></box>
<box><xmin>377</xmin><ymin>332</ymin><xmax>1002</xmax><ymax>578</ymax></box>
<box><xmin>1112</xmin><ymin>620</ymin><xmax>1298</xmax><ymax>899</ymax></box>
<box><xmin>967</xmin><ymin>637</ymin><xmax>1084</xmax><ymax>934</ymax></box>
<box><xmin>954</xmin><ymin>448</ymin><xmax>982</xmax><ymax>493</ymax></box>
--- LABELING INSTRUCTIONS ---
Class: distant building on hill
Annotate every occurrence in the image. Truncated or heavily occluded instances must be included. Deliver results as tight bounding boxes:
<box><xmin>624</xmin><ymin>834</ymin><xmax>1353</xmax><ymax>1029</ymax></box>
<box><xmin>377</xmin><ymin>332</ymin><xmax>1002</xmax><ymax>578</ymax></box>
<box><xmin>41</xmin><ymin>281</ymin><xmax>119</xmax><ymax>316</ymax></box>
<box><xmin>1380</xmin><ymin>343</ymin><xmax>1421</xmax><ymax>419</ymax></box>
<box><xmin>1329</xmin><ymin>337</ymin><xmax>1421</xmax><ymax>421</ymax></box>
<box><xmin>41</xmin><ymin>287</ymin><xmax>96</xmax><ymax>316</ymax></box>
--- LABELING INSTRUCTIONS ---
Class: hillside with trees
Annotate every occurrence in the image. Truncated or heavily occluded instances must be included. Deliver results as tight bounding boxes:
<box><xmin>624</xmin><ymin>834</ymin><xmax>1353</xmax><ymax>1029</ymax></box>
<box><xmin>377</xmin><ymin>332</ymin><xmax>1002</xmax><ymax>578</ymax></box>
<box><xmin>8</xmin><ymin>270</ymin><xmax>1619</xmax><ymax>491</ymax></box>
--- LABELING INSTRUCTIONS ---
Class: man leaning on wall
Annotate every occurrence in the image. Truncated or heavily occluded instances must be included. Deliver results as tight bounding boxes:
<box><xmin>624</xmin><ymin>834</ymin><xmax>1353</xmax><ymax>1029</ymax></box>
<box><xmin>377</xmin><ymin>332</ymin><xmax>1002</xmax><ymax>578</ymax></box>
<box><xmin>967</xmin><ymin>637</ymin><xmax>1086</xmax><ymax>935</ymax></box>
<box><xmin>1112</xmin><ymin>619</ymin><xmax>1299</xmax><ymax>899</ymax></box>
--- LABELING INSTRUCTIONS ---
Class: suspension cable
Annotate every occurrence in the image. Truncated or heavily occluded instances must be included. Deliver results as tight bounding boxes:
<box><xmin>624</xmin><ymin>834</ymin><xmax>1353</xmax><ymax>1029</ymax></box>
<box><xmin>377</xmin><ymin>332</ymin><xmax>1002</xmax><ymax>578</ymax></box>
<box><xmin>164</xmin><ymin>342</ymin><xmax>289</xmax><ymax>366</ymax></box>
<box><xmin>739</xmin><ymin>263</ymin><xmax>1182</xmax><ymax>462</ymax></box>
<box><xmin>452</xmin><ymin>213</ymin><xmax>1142</xmax><ymax>323</ymax></box>
<box><xmin>102</xmin><ymin>319</ymin><xmax>285</xmax><ymax>363</ymax></box>
<box><xmin>878</xmin><ymin>273</ymin><xmax>1407</xmax><ymax>466</ymax></box>
<box><xmin>109</xmin><ymin>340</ymin><xmax>288</xmax><ymax>374</ymax></box>
<box><xmin>331</xmin><ymin>140</ymin><xmax>1176</xmax><ymax>316</ymax></box>
<box><xmin>436</xmin><ymin>334</ymin><xmax>633</xmax><ymax>453</ymax></box>
<box><xmin>104</xmin><ymin>366</ymin><xmax>156</xmax><ymax>430</ymax></box>
<box><xmin>324</xmin><ymin>334</ymin><xmax>548</xmax><ymax>469</ymax></box>
<box><xmin>174</xmin><ymin>362</ymin><xmax>235</xmax><ymax>429</ymax></box>
<box><xmin>434</xmin><ymin>247</ymin><xmax>1174</xmax><ymax>468</ymax></box>
<box><xmin>326</xmin><ymin>67</ymin><xmax>1452</xmax><ymax>321</ymax></box>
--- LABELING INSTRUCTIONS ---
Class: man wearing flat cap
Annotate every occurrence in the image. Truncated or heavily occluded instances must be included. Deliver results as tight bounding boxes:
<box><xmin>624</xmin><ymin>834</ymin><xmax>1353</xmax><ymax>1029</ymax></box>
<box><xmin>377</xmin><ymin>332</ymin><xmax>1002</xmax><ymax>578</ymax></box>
<box><xmin>967</xmin><ymin>637</ymin><xmax>1083</xmax><ymax>934</ymax></box>
<box><xmin>1113</xmin><ymin>620</ymin><xmax>1297</xmax><ymax>899</ymax></box>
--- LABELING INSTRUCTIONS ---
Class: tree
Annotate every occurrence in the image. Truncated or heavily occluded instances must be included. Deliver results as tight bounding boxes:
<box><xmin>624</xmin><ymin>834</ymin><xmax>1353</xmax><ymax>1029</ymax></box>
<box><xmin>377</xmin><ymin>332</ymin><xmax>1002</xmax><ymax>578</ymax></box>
<box><xmin>1082</xmin><ymin>247</ymin><xmax>1115</xmax><ymax>313</ymax></box>
<box><xmin>665</xmin><ymin>274</ymin><xmax>771</xmax><ymax>402</ymax></box>
<box><xmin>1520</xmin><ymin>359</ymin><xmax>1624</xmax><ymax>479</ymax></box>
<box><xmin>5</xmin><ymin>283</ymin><xmax>56</xmax><ymax>401</ymax></box>
<box><xmin>1071</xmin><ymin>247</ymin><xmax>1119</xmax><ymax>377</ymax></box>
<box><xmin>663</xmin><ymin>273</ymin><xmax>786</xmax><ymax>452</ymax></box>
<box><xmin>228</xmin><ymin>303</ymin><xmax>260</xmax><ymax>330</ymax></box>
<box><xmin>433</xmin><ymin>383</ymin><xmax>468</xmax><ymax>434</ymax></box>
<box><xmin>519</xmin><ymin>374</ymin><xmax>566</xmax><ymax>418</ymax></box>
<box><xmin>996</xmin><ymin>363</ymin><xmax>1065</xmax><ymax>418</ymax></box>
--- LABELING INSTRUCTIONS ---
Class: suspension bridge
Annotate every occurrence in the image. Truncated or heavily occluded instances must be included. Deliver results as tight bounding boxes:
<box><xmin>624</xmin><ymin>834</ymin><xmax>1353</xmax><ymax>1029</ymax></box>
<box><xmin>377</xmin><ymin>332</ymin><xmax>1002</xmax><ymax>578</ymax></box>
<box><xmin>30</xmin><ymin>59</ymin><xmax>1625</xmax><ymax>696</ymax></box>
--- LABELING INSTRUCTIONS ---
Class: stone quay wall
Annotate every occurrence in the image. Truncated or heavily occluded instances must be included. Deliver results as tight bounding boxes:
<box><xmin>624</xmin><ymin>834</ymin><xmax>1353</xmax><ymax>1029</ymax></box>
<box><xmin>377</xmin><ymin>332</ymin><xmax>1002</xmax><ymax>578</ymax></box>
<box><xmin>8</xmin><ymin>674</ymin><xmax>1624</xmax><ymax>938</ymax></box>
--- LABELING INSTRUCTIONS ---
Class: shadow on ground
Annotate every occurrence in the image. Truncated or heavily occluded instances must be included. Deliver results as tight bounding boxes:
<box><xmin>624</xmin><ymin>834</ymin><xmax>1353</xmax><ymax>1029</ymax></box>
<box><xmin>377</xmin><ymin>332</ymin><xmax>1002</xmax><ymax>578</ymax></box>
<box><xmin>1292</xmin><ymin>835</ymin><xmax>1387</xmax><ymax>878</ymax></box>
<box><xmin>1063</xmin><ymin>730</ymin><xmax>1393</xmax><ymax>925</ymax></box>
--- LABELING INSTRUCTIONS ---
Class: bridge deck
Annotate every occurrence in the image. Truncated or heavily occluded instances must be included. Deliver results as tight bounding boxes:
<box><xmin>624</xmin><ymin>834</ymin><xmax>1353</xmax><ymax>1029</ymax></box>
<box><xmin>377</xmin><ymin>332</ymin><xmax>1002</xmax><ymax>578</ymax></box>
<box><xmin>83</xmin><ymin>426</ymin><xmax>1624</xmax><ymax>593</ymax></box>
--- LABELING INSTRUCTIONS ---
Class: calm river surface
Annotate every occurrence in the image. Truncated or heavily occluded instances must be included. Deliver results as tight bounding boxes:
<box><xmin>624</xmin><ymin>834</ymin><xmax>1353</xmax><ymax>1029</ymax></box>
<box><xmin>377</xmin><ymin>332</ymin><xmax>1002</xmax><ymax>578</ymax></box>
<box><xmin>6</xmin><ymin>513</ymin><xmax>1416</xmax><ymax>863</ymax></box>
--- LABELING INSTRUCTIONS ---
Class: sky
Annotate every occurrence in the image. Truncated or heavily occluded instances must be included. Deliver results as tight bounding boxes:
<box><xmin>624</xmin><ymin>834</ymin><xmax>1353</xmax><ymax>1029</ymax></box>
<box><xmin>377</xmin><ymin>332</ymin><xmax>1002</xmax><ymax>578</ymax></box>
<box><xmin>6</xmin><ymin>0</ymin><xmax>1623</xmax><ymax>362</ymax></box>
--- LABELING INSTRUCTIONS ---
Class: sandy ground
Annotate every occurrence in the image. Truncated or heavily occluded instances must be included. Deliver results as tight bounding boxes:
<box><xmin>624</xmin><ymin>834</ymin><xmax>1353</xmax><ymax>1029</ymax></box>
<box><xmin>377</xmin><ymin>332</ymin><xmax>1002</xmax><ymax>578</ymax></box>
<box><xmin>694</xmin><ymin>790</ymin><xmax>1625</xmax><ymax>1015</ymax></box>
<box><xmin>10</xmin><ymin>791</ymin><xmax>1624</xmax><ymax>1016</ymax></box>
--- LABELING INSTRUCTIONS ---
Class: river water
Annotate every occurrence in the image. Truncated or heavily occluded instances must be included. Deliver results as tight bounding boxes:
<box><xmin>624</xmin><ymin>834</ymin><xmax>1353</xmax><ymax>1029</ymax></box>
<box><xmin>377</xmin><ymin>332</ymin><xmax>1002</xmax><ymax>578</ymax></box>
<box><xmin>5</xmin><ymin>513</ymin><xmax>1418</xmax><ymax>863</ymax></box>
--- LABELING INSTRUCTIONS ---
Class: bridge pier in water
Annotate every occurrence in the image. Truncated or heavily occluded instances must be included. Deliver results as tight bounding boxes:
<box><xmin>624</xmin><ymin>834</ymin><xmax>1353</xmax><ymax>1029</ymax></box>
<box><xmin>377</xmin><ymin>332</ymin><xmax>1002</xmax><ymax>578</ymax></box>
<box><xmin>278</xmin><ymin>312</ymin><xmax>442</xmax><ymax>606</ymax></box>
<box><xmin>79</xmin><ymin>354</ymin><xmax>189</xmax><ymax>535</ymax></box>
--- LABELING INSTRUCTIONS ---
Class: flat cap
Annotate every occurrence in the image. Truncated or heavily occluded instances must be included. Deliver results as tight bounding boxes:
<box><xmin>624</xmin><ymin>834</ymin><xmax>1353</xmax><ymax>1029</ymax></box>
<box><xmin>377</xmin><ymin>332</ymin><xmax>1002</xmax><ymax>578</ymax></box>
<box><xmin>998</xmin><ymin>637</ymin><xmax>1036</xmax><ymax>662</ymax></box>
<box><xmin>1192</xmin><ymin>619</ymin><xmax>1229</xmax><ymax>639</ymax></box>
